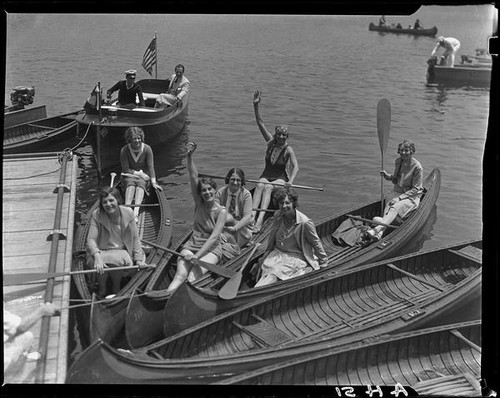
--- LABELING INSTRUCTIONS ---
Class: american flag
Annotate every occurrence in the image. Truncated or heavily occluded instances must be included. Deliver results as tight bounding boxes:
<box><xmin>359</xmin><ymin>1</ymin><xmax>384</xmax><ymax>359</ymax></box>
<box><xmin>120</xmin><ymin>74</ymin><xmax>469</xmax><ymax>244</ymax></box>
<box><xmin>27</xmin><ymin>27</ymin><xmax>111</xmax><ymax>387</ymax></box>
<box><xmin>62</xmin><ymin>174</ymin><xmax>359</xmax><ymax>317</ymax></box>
<box><xmin>142</xmin><ymin>36</ymin><xmax>157</xmax><ymax>76</ymax></box>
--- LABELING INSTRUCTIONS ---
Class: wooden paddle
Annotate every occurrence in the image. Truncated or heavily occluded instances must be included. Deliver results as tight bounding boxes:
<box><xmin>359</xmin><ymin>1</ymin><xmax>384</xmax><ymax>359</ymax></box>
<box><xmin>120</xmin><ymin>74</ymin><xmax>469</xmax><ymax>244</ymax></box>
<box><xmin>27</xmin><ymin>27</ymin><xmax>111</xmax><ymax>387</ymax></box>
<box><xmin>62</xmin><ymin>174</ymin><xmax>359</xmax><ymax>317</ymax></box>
<box><xmin>377</xmin><ymin>98</ymin><xmax>391</xmax><ymax>215</ymax></box>
<box><xmin>4</xmin><ymin>264</ymin><xmax>155</xmax><ymax>286</ymax></box>
<box><xmin>141</xmin><ymin>239</ymin><xmax>236</xmax><ymax>278</ymax></box>
<box><xmin>218</xmin><ymin>243</ymin><xmax>261</xmax><ymax>300</ymax></box>
<box><xmin>109</xmin><ymin>172</ymin><xmax>117</xmax><ymax>188</ymax></box>
<box><xmin>199</xmin><ymin>174</ymin><xmax>324</xmax><ymax>191</ymax></box>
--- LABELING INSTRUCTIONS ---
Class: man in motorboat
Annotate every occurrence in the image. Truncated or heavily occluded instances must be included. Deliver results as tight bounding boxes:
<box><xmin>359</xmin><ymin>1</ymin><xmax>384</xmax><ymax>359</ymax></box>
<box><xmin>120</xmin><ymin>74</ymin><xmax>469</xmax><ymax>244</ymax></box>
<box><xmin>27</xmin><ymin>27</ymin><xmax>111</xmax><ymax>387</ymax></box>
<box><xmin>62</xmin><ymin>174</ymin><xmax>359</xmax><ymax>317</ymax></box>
<box><xmin>431</xmin><ymin>36</ymin><xmax>461</xmax><ymax>67</ymax></box>
<box><xmin>107</xmin><ymin>69</ymin><xmax>145</xmax><ymax>108</ymax></box>
<box><xmin>154</xmin><ymin>64</ymin><xmax>191</xmax><ymax>108</ymax></box>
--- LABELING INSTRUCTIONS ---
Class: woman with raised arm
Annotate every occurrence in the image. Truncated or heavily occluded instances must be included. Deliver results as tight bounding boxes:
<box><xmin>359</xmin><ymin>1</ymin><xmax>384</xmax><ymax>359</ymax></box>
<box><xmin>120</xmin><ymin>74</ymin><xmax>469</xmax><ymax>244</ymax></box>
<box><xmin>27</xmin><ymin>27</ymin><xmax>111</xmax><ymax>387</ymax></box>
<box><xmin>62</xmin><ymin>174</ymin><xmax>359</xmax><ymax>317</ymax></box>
<box><xmin>166</xmin><ymin>142</ymin><xmax>228</xmax><ymax>294</ymax></box>
<box><xmin>251</xmin><ymin>90</ymin><xmax>299</xmax><ymax>233</ymax></box>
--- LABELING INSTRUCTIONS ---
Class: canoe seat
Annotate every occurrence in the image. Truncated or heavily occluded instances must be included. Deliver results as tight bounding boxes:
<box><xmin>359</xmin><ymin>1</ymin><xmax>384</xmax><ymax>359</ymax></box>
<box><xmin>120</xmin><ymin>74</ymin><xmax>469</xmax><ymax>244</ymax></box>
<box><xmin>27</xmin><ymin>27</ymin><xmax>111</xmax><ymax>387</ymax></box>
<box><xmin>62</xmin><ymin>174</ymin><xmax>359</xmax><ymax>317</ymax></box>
<box><xmin>449</xmin><ymin>245</ymin><xmax>482</xmax><ymax>264</ymax></box>
<box><xmin>232</xmin><ymin>314</ymin><xmax>295</xmax><ymax>347</ymax></box>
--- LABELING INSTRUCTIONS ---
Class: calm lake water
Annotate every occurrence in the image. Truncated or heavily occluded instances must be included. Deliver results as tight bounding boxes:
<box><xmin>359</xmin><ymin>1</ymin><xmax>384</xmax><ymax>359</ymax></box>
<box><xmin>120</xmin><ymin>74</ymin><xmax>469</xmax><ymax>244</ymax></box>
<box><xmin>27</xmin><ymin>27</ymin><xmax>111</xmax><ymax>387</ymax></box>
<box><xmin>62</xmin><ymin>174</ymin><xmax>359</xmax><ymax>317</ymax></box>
<box><xmin>5</xmin><ymin>5</ymin><xmax>493</xmax><ymax>373</ymax></box>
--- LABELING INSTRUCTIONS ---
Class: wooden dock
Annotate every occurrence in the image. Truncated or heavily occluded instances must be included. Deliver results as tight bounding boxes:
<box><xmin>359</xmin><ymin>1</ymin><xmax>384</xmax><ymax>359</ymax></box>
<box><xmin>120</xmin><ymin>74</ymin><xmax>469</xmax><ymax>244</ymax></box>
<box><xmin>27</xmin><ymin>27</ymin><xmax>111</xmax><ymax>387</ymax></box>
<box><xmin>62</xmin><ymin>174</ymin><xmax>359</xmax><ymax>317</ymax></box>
<box><xmin>3</xmin><ymin>152</ymin><xmax>78</xmax><ymax>383</ymax></box>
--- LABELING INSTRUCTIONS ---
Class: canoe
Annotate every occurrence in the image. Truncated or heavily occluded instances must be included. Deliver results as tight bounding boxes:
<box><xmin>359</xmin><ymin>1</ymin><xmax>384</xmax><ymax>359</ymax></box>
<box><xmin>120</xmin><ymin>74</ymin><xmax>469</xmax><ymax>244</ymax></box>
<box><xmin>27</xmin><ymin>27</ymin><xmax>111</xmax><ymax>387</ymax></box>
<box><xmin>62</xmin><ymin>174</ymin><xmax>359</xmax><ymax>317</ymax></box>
<box><xmin>71</xmin><ymin>185</ymin><xmax>172</xmax><ymax>347</ymax></box>
<box><xmin>76</xmin><ymin>78</ymin><xmax>189</xmax><ymax>176</ymax></box>
<box><xmin>4</xmin><ymin>85</ymin><xmax>47</xmax><ymax>129</ymax></box>
<box><xmin>426</xmin><ymin>57</ymin><xmax>492</xmax><ymax>88</ymax></box>
<box><xmin>124</xmin><ymin>190</ymin><xmax>277</xmax><ymax>348</ymax></box>
<box><xmin>215</xmin><ymin>319</ymin><xmax>481</xmax><ymax>388</ymax></box>
<box><xmin>3</xmin><ymin>111</ymin><xmax>81</xmax><ymax>154</ymax></box>
<box><xmin>160</xmin><ymin>168</ymin><xmax>440</xmax><ymax>338</ymax></box>
<box><xmin>66</xmin><ymin>239</ymin><xmax>481</xmax><ymax>384</ymax></box>
<box><xmin>369</xmin><ymin>22</ymin><xmax>438</xmax><ymax>37</ymax></box>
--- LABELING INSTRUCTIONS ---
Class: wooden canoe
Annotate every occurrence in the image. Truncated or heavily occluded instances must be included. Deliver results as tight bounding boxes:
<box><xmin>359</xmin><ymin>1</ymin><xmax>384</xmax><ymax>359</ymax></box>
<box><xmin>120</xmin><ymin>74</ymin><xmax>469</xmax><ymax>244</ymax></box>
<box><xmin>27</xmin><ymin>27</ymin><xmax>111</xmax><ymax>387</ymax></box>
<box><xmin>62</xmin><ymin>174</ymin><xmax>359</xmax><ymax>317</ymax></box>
<box><xmin>3</xmin><ymin>111</ymin><xmax>81</xmax><ymax>154</ymax></box>
<box><xmin>71</xmin><ymin>186</ymin><xmax>172</xmax><ymax>347</ymax></box>
<box><xmin>124</xmin><ymin>191</ymin><xmax>277</xmax><ymax>348</ymax></box>
<box><xmin>77</xmin><ymin>79</ymin><xmax>189</xmax><ymax>176</ymax></box>
<box><xmin>215</xmin><ymin>319</ymin><xmax>481</xmax><ymax>388</ymax></box>
<box><xmin>369</xmin><ymin>22</ymin><xmax>438</xmax><ymax>37</ymax></box>
<box><xmin>160</xmin><ymin>168</ymin><xmax>440</xmax><ymax>338</ymax></box>
<box><xmin>66</xmin><ymin>239</ymin><xmax>481</xmax><ymax>384</ymax></box>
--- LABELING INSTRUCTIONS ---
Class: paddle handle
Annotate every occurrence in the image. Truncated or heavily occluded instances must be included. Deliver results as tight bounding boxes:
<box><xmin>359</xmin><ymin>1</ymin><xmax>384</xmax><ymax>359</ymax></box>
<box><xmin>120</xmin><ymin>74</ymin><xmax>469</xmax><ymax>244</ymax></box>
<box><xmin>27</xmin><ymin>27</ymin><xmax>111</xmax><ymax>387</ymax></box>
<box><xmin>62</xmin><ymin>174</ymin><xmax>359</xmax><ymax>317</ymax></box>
<box><xmin>199</xmin><ymin>174</ymin><xmax>324</xmax><ymax>191</ymax></box>
<box><xmin>110</xmin><ymin>172</ymin><xmax>117</xmax><ymax>188</ymax></box>
<box><xmin>346</xmin><ymin>214</ymin><xmax>397</xmax><ymax>229</ymax></box>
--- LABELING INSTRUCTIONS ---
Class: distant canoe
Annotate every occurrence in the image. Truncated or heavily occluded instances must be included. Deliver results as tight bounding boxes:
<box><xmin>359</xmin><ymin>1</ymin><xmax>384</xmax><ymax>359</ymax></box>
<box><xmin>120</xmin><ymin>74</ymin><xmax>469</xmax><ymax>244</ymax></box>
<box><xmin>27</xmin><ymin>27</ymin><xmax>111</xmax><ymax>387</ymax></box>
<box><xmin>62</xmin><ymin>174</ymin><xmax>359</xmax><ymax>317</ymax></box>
<box><xmin>3</xmin><ymin>111</ymin><xmax>80</xmax><ymax>154</ymax></box>
<box><xmin>369</xmin><ymin>22</ymin><xmax>438</xmax><ymax>37</ymax></box>
<box><xmin>216</xmin><ymin>319</ymin><xmax>481</xmax><ymax>388</ymax></box>
<box><xmin>76</xmin><ymin>78</ymin><xmax>189</xmax><ymax>176</ymax></box>
<box><xmin>427</xmin><ymin>57</ymin><xmax>492</xmax><ymax>88</ymax></box>
<box><xmin>66</xmin><ymin>240</ymin><xmax>481</xmax><ymax>384</ymax></box>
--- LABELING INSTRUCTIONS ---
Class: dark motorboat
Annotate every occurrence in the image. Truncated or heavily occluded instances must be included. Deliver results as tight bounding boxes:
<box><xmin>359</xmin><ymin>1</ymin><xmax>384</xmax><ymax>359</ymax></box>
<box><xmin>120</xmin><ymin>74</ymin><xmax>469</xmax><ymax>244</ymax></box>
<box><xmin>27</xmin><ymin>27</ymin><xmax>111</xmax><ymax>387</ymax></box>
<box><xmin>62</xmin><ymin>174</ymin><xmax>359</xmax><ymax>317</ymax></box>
<box><xmin>427</xmin><ymin>56</ymin><xmax>492</xmax><ymax>88</ymax></box>
<box><xmin>71</xmin><ymin>185</ymin><xmax>173</xmax><ymax>347</ymax></box>
<box><xmin>66</xmin><ymin>239</ymin><xmax>481</xmax><ymax>384</ymax></box>
<box><xmin>216</xmin><ymin>319</ymin><xmax>481</xmax><ymax>389</ymax></box>
<box><xmin>4</xmin><ymin>86</ymin><xmax>47</xmax><ymax>129</ymax></box>
<box><xmin>3</xmin><ymin>111</ymin><xmax>81</xmax><ymax>154</ymax></box>
<box><xmin>156</xmin><ymin>168</ymin><xmax>440</xmax><ymax>339</ymax></box>
<box><xmin>369</xmin><ymin>22</ymin><xmax>438</xmax><ymax>37</ymax></box>
<box><xmin>76</xmin><ymin>79</ymin><xmax>189</xmax><ymax>176</ymax></box>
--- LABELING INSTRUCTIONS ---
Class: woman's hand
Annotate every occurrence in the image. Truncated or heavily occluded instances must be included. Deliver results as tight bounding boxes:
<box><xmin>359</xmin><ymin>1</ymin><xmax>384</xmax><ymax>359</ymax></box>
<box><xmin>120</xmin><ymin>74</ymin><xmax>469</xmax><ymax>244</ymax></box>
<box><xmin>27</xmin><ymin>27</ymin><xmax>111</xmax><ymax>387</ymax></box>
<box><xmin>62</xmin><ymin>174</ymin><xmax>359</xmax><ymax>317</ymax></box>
<box><xmin>253</xmin><ymin>90</ymin><xmax>261</xmax><ymax>104</ymax></box>
<box><xmin>224</xmin><ymin>226</ymin><xmax>237</xmax><ymax>233</ymax></box>
<box><xmin>186</xmin><ymin>141</ymin><xmax>197</xmax><ymax>155</ymax></box>
<box><xmin>152</xmin><ymin>181</ymin><xmax>163</xmax><ymax>191</ymax></box>
<box><xmin>283</xmin><ymin>181</ymin><xmax>292</xmax><ymax>189</ymax></box>
<box><xmin>380</xmin><ymin>170</ymin><xmax>391</xmax><ymax>180</ymax></box>
<box><xmin>94</xmin><ymin>253</ymin><xmax>107</xmax><ymax>275</ymax></box>
<box><xmin>135</xmin><ymin>260</ymin><xmax>147</xmax><ymax>269</ymax></box>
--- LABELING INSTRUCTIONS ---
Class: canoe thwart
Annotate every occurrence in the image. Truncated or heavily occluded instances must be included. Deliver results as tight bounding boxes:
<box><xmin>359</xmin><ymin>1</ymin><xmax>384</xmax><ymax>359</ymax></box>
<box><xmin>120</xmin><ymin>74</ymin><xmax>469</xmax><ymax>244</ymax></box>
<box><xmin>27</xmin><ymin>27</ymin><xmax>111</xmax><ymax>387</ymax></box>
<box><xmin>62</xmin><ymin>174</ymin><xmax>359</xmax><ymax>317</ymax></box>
<box><xmin>232</xmin><ymin>314</ymin><xmax>295</xmax><ymax>347</ymax></box>
<box><xmin>449</xmin><ymin>245</ymin><xmax>482</xmax><ymax>264</ymax></box>
<box><xmin>385</xmin><ymin>263</ymin><xmax>445</xmax><ymax>292</ymax></box>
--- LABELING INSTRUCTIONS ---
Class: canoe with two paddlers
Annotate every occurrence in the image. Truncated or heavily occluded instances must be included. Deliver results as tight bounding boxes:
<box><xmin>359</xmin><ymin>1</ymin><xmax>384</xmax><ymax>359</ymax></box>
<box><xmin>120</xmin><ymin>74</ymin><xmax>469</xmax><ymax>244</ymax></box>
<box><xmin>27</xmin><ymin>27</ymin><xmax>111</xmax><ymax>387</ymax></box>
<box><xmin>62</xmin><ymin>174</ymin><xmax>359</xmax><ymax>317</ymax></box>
<box><xmin>71</xmin><ymin>183</ymin><xmax>172</xmax><ymax>348</ymax></box>
<box><xmin>369</xmin><ymin>22</ymin><xmax>438</xmax><ymax>37</ymax></box>
<box><xmin>66</xmin><ymin>238</ymin><xmax>481</xmax><ymax>384</ymax></box>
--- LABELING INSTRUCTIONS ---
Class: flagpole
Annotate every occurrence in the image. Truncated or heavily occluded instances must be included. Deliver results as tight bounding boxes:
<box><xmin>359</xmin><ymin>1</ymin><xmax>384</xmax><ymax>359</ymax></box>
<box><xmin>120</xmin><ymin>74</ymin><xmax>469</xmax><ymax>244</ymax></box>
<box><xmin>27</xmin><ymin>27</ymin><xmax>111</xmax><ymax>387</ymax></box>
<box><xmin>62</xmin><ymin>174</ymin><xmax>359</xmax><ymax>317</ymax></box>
<box><xmin>154</xmin><ymin>33</ymin><xmax>158</xmax><ymax>79</ymax></box>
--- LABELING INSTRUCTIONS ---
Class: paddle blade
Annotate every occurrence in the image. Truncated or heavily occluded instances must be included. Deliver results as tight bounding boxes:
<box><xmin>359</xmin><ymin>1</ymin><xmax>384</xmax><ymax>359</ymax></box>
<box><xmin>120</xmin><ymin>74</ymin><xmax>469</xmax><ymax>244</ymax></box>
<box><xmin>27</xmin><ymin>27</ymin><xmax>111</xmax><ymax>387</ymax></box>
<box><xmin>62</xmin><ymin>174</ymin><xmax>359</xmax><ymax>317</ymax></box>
<box><xmin>217</xmin><ymin>273</ymin><xmax>243</xmax><ymax>300</ymax></box>
<box><xmin>376</xmin><ymin>98</ymin><xmax>391</xmax><ymax>154</ymax></box>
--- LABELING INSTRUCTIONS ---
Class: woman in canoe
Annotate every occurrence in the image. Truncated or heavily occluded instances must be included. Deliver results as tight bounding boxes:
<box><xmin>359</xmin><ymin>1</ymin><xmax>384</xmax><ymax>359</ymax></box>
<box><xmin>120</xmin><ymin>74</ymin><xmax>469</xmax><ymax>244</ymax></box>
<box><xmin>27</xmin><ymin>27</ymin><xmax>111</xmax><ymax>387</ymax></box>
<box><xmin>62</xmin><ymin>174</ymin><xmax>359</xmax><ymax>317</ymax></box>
<box><xmin>254</xmin><ymin>188</ymin><xmax>328</xmax><ymax>287</ymax></box>
<box><xmin>87</xmin><ymin>187</ymin><xmax>147</xmax><ymax>298</ymax></box>
<box><xmin>166</xmin><ymin>142</ymin><xmax>229</xmax><ymax>294</ymax></box>
<box><xmin>215</xmin><ymin>167</ymin><xmax>254</xmax><ymax>248</ymax></box>
<box><xmin>363</xmin><ymin>139</ymin><xmax>423</xmax><ymax>242</ymax></box>
<box><xmin>252</xmin><ymin>90</ymin><xmax>299</xmax><ymax>233</ymax></box>
<box><xmin>120</xmin><ymin>127</ymin><xmax>162</xmax><ymax>222</ymax></box>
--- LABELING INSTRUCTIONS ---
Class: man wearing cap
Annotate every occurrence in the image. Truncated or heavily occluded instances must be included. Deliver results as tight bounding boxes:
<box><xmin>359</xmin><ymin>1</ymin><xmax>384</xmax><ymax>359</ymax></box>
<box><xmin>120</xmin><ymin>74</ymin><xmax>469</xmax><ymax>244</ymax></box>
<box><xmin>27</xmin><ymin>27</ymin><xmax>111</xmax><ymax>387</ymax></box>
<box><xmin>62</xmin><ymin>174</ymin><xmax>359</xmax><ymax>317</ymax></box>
<box><xmin>431</xmin><ymin>36</ymin><xmax>461</xmax><ymax>67</ymax></box>
<box><xmin>107</xmin><ymin>69</ymin><xmax>145</xmax><ymax>107</ymax></box>
<box><xmin>155</xmin><ymin>64</ymin><xmax>190</xmax><ymax>108</ymax></box>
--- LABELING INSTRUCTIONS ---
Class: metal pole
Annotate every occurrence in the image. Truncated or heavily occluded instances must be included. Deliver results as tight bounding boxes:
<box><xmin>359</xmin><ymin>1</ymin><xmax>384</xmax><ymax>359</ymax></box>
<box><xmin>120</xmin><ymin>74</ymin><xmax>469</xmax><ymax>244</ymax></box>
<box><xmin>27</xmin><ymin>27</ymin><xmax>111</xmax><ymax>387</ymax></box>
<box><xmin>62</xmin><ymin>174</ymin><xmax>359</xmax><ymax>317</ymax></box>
<box><xmin>35</xmin><ymin>153</ymin><xmax>70</xmax><ymax>383</ymax></box>
<box><xmin>155</xmin><ymin>33</ymin><xmax>158</xmax><ymax>79</ymax></box>
<box><xmin>96</xmin><ymin>82</ymin><xmax>102</xmax><ymax>179</ymax></box>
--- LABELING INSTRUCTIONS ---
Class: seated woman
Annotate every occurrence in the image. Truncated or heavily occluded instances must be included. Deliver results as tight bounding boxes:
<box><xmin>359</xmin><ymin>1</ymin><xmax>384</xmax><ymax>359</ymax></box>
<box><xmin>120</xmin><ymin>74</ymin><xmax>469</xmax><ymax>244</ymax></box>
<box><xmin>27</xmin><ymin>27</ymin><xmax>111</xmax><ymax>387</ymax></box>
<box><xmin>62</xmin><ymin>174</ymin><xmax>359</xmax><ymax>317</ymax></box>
<box><xmin>120</xmin><ymin>127</ymin><xmax>162</xmax><ymax>221</ymax></box>
<box><xmin>255</xmin><ymin>188</ymin><xmax>328</xmax><ymax>287</ymax></box>
<box><xmin>87</xmin><ymin>187</ymin><xmax>147</xmax><ymax>298</ymax></box>
<box><xmin>215</xmin><ymin>167</ymin><xmax>254</xmax><ymax>248</ymax></box>
<box><xmin>166</xmin><ymin>142</ymin><xmax>228</xmax><ymax>294</ymax></box>
<box><xmin>363</xmin><ymin>140</ymin><xmax>423</xmax><ymax>242</ymax></box>
<box><xmin>252</xmin><ymin>90</ymin><xmax>299</xmax><ymax>233</ymax></box>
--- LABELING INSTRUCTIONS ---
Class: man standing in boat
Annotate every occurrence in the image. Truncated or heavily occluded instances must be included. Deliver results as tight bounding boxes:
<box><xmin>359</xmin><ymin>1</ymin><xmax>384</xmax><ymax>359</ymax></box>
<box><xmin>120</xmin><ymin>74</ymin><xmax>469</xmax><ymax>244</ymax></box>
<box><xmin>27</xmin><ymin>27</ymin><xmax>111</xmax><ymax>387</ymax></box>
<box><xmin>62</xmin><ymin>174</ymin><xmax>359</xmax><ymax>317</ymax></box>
<box><xmin>155</xmin><ymin>64</ymin><xmax>190</xmax><ymax>108</ymax></box>
<box><xmin>106</xmin><ymin>69</ymin><xmax>145</xmax><ymax>108</ymax></box>
<box><xmin>431</xmin><ymin>36</ymin><xmax>461</xmax><ymax>67</ymax></box>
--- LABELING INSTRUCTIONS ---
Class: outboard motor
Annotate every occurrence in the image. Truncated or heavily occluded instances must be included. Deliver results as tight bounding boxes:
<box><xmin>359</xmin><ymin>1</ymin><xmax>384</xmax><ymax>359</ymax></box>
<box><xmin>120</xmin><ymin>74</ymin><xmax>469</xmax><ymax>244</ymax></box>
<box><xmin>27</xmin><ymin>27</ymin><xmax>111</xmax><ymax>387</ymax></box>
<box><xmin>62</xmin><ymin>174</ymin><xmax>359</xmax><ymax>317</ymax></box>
<box><xmin>10</xmin><ymin>86</ymin><xmax>36</xmax><ymax>107</ymax></box>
